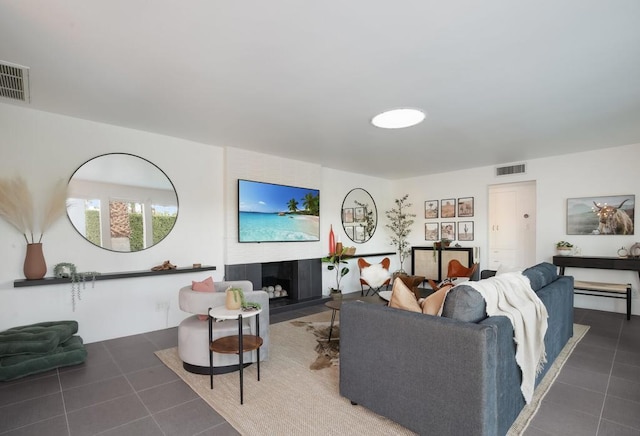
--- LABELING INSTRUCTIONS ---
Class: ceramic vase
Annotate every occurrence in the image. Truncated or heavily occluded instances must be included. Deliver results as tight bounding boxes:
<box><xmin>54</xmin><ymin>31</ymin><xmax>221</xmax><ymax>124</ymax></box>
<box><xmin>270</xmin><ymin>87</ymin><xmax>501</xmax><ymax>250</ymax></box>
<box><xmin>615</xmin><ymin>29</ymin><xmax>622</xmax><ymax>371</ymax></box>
<box><xmin>24</xmin><ymin>243</ymin><xmax>47</xmax><ymax>280</ymax></box>
<box><xmin>225</xmin><ymin>289</ymin><xmax>242</xmax><ymax>310</ymax></box>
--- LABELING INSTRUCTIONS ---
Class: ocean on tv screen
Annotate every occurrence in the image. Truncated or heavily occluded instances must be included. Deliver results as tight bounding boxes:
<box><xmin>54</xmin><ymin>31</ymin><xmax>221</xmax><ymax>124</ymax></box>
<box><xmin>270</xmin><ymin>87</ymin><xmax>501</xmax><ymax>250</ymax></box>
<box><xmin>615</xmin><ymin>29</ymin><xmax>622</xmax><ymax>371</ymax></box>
<box><xmin>239</xmin><ymin>212</ymin><xmax>319</xmax><ymax>242</ymax></box>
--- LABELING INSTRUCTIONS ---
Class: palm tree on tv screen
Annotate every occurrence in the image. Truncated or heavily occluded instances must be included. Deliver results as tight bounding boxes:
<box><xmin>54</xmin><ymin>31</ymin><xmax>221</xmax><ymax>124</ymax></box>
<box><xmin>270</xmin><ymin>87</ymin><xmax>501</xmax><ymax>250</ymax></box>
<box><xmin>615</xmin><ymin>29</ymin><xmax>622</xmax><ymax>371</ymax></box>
<box><xmin>287</xmin><ymin>198</ymin><xmax>298</xmax><ymax>213</ymax></box>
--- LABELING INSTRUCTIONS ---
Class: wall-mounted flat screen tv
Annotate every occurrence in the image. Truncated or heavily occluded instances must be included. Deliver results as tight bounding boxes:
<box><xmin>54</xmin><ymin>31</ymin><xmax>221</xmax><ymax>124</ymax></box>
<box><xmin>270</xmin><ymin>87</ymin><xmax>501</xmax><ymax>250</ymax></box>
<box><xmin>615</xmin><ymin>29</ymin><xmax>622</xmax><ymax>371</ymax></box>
<box><xmin>238</xmin><ymin>179</ymin><xmax>320</xmax><ymax>242</ymax></box>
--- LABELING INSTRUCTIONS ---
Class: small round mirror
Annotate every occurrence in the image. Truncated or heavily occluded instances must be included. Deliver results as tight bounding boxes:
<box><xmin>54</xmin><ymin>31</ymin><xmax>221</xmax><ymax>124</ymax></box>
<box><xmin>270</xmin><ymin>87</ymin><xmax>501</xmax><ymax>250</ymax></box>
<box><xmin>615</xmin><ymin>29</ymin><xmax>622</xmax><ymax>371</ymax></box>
<box><xmin>341</xmin><ymin>188</ymin><xmax>377</xmax><ymax>243</ymax></box>
<box><xmin>66</xmin><ymin>153</ymin><xmax>179</xmax><ymax>252</ymax></box>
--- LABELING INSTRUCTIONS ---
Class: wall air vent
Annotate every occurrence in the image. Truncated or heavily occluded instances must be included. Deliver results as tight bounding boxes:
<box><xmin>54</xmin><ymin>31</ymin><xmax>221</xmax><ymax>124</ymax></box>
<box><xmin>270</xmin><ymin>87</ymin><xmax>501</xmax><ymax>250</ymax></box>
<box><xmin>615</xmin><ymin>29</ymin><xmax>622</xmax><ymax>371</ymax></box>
<box><xmin>495</xmin><ymin>163</ymin><xmax>526</xmax><ymax>176</ymax></box>
<box><xmin>0</xmin><ymin>61</ymin><xmax>30</xmax><ymax>103</ymax></box>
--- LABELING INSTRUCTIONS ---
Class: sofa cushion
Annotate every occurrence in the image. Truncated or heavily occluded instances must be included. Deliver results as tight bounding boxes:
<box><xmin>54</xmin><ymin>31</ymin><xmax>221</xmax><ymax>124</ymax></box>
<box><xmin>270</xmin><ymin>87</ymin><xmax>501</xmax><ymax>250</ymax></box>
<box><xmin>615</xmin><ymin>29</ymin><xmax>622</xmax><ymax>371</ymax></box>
<box><xmin>0</xmin><ymin>321</ymin><xmax>79</xmax><ymax>357</ymax></box>
<box><xmin>421</xmin><ymin>284</ymin><xmax>453</xmax><ymax>315</ymax></box>
<box><xmin>522</xmin><ymin>262</ymin><xmax>557</xmax><ymax>292</ymax></box>
<box><xmin>0</xmin><ymin>335</ymin><xmax>87</xmax><ymax>381</ymax></box>
<box><xmin>389</xmin><ymin>277</ymin><xmax>421</xmax><ymax>312</ymax></box>
<box><xmin>192</xmin><ymin>276</ymin><xmax>215</xmax><ymax>320</ymax></box>
<box><xmin>441</xmin><ymin>284</ymin><xmax>487</xmax><ymax>322</ymax></box>
<box><xmin>192</xmin><ymin>276</ymin><xmax>215</xmax><ymax>293</ymax></box>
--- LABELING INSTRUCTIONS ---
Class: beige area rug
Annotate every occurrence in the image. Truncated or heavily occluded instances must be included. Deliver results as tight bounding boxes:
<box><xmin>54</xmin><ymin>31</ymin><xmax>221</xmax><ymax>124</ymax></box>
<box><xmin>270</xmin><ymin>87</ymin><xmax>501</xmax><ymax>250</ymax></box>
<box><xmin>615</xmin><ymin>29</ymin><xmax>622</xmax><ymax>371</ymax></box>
<box><xmin>155</xmin><ymin>313</ymin><xmax>588</xmax><ymax>436</ymax></box>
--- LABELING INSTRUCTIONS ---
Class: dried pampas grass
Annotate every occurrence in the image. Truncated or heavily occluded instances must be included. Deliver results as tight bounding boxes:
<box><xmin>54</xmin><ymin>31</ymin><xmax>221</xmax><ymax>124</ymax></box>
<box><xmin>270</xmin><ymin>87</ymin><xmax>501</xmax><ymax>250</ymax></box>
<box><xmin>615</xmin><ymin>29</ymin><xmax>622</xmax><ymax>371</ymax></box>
<box><xmin>0</xmin><ymin>176</ymin><xmax>68</xmax><ymax>243</ymax></box>
<box><xmin>39</xmin><ymin>179</ymin><xmax>68</xmax><ymax>242</ymax></box>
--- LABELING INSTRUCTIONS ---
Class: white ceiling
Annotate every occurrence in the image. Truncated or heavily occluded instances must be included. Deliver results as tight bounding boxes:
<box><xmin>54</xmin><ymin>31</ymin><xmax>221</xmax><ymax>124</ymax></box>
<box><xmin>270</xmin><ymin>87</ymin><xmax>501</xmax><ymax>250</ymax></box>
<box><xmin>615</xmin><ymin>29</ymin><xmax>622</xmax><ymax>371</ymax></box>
<box><xmin>2</xmin><ymin>1</ymin><xmax>640</xmax><ymax>179</ymax></box>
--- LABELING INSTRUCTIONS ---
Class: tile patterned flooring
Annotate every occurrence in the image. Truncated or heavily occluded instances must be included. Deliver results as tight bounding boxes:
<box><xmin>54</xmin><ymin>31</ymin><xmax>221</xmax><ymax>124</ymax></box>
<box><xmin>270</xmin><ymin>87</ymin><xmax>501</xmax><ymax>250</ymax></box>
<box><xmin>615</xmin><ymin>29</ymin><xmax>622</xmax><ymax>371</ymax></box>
<box><xmin>0</xmin><ymin>305</ymin><xmax>638</xmax><ymax>435</ymax></box>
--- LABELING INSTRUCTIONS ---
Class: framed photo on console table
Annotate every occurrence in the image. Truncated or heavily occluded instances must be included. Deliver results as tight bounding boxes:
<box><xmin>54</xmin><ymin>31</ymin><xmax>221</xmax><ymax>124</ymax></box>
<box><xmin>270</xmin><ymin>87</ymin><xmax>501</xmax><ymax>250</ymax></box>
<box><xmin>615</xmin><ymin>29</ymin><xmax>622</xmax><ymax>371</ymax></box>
<box><xmin>458</xmin><ymin>221</ymin><xmax>474</xmax><ymax>241</ymax></box>
<box><xmin>425</xmin><ymin>223</ymin><xmax>439</xmax><ymax>241</ymax></box>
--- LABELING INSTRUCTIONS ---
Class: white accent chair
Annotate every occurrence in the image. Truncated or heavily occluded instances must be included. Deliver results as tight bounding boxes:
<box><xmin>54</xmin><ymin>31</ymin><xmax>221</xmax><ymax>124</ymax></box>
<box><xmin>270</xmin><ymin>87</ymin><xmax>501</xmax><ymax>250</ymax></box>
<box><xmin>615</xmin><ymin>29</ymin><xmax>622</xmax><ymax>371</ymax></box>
<box><xmin>178</xmin><ymin>280</ymin><xmax>269</xmax><ymax>374</ymax></box>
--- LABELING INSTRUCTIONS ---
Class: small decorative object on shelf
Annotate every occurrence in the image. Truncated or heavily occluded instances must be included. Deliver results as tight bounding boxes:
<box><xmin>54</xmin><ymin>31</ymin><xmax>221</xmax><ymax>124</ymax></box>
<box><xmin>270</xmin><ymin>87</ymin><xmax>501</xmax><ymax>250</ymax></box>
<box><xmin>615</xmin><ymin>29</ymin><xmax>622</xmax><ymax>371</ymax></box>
<box><xmin>0</xmin><ymin>177</ymin><xmax>67</xmax><ymax>280</ymax></box>
<box><xmin>329</xmin><ymin>225</ymin><xmax>336</xmax><ymax>255</ymax></box>
<box><xmin>54</xmin><ymin>262</ymin><xmax>77</xmax><ymax>278</ymax></box>
<box><xmin>151</xmin><ymin>260</ymin><xmax>177</xmax><ymax>271</ymax></box>
<box><xmin>433</xmin><ymin>238</ymin><xmax>452</xmax><ymax>259</ymax></box>
<box><xmin>617</xmin><ymin>246</ymin><xmax>628</xmax><ymax>257</ymax></box>
<box><xmin>556</xmin><ymin>241</ymin><xmax>574</xmax><ymax>256</ymax></box>
<box><xmin>629</xmin><ymin>242</ymin><xmax>640</xmax><ymax>258</ymax></box>
<box><xmin>54</xmin><ymin>263</ymin><xmax>100</xmax><ymax>311</ymax></box>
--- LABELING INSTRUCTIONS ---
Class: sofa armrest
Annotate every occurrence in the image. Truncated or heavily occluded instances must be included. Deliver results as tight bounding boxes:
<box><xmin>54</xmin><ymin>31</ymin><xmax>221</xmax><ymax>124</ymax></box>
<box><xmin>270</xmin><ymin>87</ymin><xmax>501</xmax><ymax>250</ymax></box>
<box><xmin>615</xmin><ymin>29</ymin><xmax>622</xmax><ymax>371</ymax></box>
<box><xmin>339</xmin><ymin>302</ymin><xmax>499</xmax><ymax>436</ymax></box>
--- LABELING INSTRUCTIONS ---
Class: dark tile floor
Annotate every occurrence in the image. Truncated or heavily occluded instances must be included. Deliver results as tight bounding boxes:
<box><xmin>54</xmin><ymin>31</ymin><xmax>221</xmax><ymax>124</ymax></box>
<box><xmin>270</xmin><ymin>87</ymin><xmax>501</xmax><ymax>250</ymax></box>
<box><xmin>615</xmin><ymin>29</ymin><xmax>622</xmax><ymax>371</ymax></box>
<box><xmin>0</xmin><ymin>305</ymin><xmax>638</xmax><ymax>435</ymax></box>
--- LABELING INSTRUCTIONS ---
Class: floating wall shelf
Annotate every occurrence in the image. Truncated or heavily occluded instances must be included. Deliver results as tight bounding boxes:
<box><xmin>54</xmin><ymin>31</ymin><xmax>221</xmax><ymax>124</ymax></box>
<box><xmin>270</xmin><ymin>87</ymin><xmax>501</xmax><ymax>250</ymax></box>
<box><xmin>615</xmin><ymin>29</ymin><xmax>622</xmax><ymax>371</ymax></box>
<box><xmin>13</xmin><ymin>265</ymin><xmax>216</xmax><ymax>288</ymax></box>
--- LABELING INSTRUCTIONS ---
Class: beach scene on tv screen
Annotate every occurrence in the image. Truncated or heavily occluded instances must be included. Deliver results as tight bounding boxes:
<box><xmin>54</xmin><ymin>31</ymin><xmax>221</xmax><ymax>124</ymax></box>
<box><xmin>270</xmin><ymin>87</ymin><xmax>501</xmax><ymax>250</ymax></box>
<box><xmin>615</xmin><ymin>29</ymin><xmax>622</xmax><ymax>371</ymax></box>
<box><xmin>239</xmin><ymin>180</ymin><xmax>320</xmax><ymax>242</ymax></box>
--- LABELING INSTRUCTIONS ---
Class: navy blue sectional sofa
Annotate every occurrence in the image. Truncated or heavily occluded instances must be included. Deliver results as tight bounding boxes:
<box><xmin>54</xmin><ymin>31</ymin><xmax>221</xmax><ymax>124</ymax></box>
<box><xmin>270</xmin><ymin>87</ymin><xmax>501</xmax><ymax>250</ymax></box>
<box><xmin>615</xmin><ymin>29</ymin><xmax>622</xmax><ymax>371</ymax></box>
<box><xmin>339</xmin><ymin>262</ymin><xmax>574</xmax><ymax>436</ymax></box>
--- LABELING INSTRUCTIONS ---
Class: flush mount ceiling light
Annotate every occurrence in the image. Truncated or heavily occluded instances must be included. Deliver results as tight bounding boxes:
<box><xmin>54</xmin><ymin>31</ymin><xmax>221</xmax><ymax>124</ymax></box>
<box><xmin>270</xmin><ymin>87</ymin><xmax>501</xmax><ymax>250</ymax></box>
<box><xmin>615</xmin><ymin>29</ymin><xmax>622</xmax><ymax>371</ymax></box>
<box><xmin>371</xmin><ymin>108</ymin><xmax>426</xmax><ymax>129</ymax></box>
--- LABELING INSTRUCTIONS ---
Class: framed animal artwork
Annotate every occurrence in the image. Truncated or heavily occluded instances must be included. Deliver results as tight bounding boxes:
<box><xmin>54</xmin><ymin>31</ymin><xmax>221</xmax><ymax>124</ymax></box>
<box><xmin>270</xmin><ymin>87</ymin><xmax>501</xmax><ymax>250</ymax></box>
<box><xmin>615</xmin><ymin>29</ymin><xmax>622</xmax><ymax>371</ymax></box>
<box><xmin>567</xmin><ymin>195</ymin><xmax>635</xmax><ymax>235</ymax></box>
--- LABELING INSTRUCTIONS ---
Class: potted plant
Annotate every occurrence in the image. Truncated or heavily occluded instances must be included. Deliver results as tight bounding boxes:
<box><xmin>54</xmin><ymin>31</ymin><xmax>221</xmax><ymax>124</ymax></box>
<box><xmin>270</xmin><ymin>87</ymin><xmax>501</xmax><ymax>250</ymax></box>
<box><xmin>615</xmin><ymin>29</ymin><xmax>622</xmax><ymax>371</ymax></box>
<box><xmin>432</xmin><ymin>237</ymin><xmax>453</xmax><ymax>259</ymax></box>
<box><xmin>321</xmin><ymin>246</ymin><xmax>355</xmax><ymax>298</ymax></box>
<box><xmin>556</xmin><ymin>241</ymin><xmax>574</xmax><ymax>256</ymax></box>
<box><xmin>385</xmin><ymin>194</ymin><xmax>416</xmax><ymax>274</ymax></box>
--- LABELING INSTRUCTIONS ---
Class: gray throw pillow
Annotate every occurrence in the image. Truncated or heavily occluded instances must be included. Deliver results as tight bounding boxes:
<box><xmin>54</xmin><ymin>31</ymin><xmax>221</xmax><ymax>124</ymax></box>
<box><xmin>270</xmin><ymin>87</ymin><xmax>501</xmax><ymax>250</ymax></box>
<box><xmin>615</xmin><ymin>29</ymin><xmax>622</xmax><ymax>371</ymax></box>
<box><xmin>522</xmin><ymin>262</ymin><xmax>557</xmax><ymax>292</ymax></box>
<box><xmin>440</xmin><ymin>285</ymin><xmax>487</xmax><ymax>323</ymax></box>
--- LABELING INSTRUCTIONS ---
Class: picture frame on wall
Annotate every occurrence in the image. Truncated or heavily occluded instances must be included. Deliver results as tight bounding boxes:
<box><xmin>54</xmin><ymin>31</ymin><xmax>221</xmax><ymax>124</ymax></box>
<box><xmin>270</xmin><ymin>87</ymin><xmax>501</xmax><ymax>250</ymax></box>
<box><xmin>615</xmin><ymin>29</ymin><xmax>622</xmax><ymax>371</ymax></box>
<box><xmin>342</xmin><ymin>207</ymin><xmax>354</xmax><ymax>223</ymax></box>
<box><xmin>441</xmin><ymin>222</ymin><xmax>455</xmax><ymax>240</ymax></box>
<box><xmin>458</xmin><ymin>197</ymin><xmax>474</xmax><ymax>217</ymax></box>
<box><xmin>458</xmin><ymin>221</ymin><xmax>474</xmax><ymax>241</ymax></box>
<box><xmin>567</xmin><ymin>195</ymin><xmax>635</xmax><ymax>235</ymax></box>
<box><xmin>354</xmin><ymin>207</ymin><xmax>365</xmax><ymax>222</ymax></box>
<box><xmin>354</xmin><ymin>226</ymin><xmax>365</xmax><ymax>242</ymax></box>
<box><xmin>425</xmin><ymin>200</ymin><xmax>439</xmax><ymax>219</ymax></box>
<box><xmin>345</xmin><ymin>226</ymin><xmax>355</xmax><ymax>240</ymax></box>
<box><xmin>425</xmin><ymin>223</ymin><xmax>439</xmax><ymax>241</ymax></box>
<box><xmin>441</xmin><ymin>199</ymin><xmax>456</xmax><ymax>218</ymax></box>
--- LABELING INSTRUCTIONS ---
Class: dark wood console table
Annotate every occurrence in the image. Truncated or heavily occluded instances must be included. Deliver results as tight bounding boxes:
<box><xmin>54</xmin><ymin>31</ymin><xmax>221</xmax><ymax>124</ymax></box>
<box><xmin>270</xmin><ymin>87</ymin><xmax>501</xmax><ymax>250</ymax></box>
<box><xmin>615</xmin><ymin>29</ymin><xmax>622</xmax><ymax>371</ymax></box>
<box><xmin>553</xmin><ymin>255</ymin><xmax>638</xmax><ymax>320</ymax></box>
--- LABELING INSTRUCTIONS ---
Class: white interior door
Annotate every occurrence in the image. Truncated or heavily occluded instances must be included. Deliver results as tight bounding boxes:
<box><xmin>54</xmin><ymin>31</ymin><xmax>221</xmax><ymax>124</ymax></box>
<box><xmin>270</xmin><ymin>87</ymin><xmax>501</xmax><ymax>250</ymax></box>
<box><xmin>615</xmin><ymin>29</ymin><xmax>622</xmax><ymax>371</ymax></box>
<box><xmin>488</xmin><ymin>181</ymin><xmax>536</xmax><ymax>270</ymax></box>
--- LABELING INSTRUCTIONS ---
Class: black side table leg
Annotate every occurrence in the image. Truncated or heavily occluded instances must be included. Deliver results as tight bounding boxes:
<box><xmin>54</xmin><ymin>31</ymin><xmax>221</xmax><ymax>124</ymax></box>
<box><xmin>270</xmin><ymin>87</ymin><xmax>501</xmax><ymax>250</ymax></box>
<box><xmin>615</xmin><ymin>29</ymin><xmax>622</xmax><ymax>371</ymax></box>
<box><xmin>328</xmin><ymin>309</ymin><xmax>337</xmax><ymax>342</ymax></box>
<box><xmin>208</xmin><ymin>309</ymin><xmax>213</xmax><ymax>389</ymax></box>
<box><xmin>238</xmin><ymin>315</ymin><xmax>244</xmax><ymax>405</ymax></box>
<box><xmin>256</xmin><ymin>313</ymin><xmax>261</xmax><ymax>381</ymax></box>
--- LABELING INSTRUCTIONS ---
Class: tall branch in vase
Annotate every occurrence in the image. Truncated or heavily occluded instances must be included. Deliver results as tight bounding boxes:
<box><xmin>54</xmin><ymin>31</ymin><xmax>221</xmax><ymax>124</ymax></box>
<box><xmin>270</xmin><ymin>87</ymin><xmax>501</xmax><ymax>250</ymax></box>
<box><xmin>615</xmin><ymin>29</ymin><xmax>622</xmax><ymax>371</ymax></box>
<box><xmin>385</xmin><ymin>194</ymin><xmax>415</xmax><ymax>274</ymax></box>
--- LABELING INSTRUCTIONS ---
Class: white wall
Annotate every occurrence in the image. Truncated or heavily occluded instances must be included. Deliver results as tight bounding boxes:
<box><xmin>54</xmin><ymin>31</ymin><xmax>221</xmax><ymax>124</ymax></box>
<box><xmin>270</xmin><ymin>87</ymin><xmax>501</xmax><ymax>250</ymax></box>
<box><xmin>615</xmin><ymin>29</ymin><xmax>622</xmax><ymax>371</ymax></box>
<box><xmin>2</xmin><ymin>102</ymin><xmax>638</xmax><ymax>342</ymax></box>
<box><xmin>393</xmin><ymin>143</ymin><xmax>640</xmax><ymax>316</ymax></box>
<box><xmin>0</xmin><ymin>104</ymin><xmax>225</xmax><ymax>342</ymax></box>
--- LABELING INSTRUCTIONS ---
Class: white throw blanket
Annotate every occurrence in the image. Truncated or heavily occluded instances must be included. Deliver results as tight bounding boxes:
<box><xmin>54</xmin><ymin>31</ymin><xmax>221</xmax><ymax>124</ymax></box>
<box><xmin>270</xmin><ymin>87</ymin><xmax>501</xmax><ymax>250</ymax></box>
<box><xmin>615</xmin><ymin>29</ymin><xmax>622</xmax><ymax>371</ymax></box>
<box><xmin>464</xmin><ymin>272</ymin><xmax>549</xmax><ymax>404</ymax></box>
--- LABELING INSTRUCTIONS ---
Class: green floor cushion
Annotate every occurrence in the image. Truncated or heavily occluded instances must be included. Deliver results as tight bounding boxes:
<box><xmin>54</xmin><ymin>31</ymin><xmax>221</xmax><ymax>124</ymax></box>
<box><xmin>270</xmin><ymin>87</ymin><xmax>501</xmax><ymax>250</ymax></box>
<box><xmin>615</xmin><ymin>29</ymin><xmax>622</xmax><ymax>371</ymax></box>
<box><xmin>0</xmin><ymin>321</ymin><xmax>79</xmax><ymax>357</ymax></box>
<box><xmin>0</xmin><ymin>335</ymin><xmax>87</xmax><ymax>381</ymax></box>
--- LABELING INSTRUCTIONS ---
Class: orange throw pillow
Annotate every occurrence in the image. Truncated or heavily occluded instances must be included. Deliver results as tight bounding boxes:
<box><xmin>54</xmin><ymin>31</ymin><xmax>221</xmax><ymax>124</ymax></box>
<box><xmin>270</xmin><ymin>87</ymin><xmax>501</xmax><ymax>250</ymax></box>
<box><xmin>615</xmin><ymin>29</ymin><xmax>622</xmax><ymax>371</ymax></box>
<box><xmin>421</xmin><ymin>284</ymin><xmax>454</xmax><ymax>316</ymax></box>
<box><xmin>389</xmin><ymin>277</ymin><xmax>421</xmax><ymax>313</ymax></box>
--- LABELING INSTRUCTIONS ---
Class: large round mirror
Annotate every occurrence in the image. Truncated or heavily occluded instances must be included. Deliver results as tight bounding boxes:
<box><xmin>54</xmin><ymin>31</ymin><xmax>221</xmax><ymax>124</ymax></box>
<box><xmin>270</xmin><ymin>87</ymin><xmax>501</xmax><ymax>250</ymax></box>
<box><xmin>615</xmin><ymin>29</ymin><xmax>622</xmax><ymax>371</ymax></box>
<box><xmin>66</xmin><ymin>153</ymin><xmax>179</xmax><ymax>252</ymax></box>
<box><xmin>341</xmin><ymin>188</ymin><xmax>377</xmax><ymax>243</ymax></box>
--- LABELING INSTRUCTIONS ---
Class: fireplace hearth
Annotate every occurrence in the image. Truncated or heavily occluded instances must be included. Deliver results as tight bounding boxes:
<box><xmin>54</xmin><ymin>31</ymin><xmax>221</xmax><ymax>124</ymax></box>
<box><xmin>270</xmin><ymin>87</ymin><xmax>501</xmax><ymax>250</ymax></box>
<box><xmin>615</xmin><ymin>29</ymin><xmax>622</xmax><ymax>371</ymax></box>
<box><xmin>225</xmin><ymin>258</ymin><xmax>323</xmax><ymax>312</ymax></box>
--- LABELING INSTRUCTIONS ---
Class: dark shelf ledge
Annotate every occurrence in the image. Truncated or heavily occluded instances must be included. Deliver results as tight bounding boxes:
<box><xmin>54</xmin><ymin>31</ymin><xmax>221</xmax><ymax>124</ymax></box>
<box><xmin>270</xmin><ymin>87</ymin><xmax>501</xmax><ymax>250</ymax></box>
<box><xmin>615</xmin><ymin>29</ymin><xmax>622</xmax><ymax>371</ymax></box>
<box><xmin>13</xmin><ymin>265</ymin><xmax>216</xmax><ymax>288</ymax></box>
<box><xmin>346</xmin><ymin>252</ymin><xmax>396</xmax><ymax>259</ymax></box>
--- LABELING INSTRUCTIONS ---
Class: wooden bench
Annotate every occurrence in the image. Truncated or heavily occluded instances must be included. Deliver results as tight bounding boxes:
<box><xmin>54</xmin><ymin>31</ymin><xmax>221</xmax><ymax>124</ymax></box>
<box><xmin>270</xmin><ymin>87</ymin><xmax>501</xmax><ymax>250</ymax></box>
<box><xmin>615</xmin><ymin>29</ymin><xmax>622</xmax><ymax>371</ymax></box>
<box><xmin>573</xmin><ymin>280</ymin><xmax>632</xmax><ymax>320</ymax></box>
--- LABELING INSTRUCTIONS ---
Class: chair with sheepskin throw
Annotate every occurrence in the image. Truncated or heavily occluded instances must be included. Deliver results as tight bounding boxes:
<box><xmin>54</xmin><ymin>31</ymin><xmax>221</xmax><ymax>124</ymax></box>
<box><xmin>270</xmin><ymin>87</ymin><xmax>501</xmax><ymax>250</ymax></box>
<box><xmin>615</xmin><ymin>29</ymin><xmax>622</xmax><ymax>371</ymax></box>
<box><xmin>358</xmin><ymin>257</ymin><xmax>391</xmax><ymax>296</ymax></box>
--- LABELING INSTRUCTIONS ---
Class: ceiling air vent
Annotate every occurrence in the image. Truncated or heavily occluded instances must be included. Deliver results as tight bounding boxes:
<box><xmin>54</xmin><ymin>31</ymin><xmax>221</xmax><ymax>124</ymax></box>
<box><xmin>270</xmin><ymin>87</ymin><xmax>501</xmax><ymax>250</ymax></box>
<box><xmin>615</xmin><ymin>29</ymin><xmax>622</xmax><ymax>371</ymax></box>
<box><xmin>495</xmin><ymin>163</ymin><xmax>526</xmax><ymax>176</ymax></box>
<box><xmin>0</xmin><ymin>61</ymin><xmax>30</xmax><ymax>103</ymax></box>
